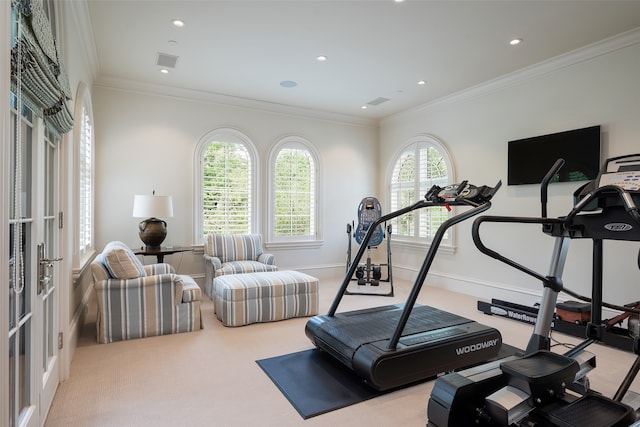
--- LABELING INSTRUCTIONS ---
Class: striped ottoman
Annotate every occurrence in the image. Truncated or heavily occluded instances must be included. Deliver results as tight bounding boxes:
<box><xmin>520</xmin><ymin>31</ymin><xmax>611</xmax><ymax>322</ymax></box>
<box><xmin>212</xmin><ymin>270</ymin><xmax>319</xmax><ymax>327</ymax></box>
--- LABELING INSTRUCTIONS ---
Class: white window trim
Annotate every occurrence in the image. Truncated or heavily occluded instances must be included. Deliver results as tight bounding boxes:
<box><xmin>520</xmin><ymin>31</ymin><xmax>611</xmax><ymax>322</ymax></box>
<box><xmin>386</xmin><ymin>134</ymin><xmax>456</xmax><ymax>251</ymax></box>
<box><xmin>266</xmin><ymin>135</ymin><xmax>322</xmax><ymax>248</ymax></box>
<box><xmin>72</xmin><ymin>82</ymin><xmax>95</xmax><ymax>276</ymax></box>
<box><xmin>193</xmin><ymin>127</ymin><xmax>259</xmax><ymax>245</ymax></box>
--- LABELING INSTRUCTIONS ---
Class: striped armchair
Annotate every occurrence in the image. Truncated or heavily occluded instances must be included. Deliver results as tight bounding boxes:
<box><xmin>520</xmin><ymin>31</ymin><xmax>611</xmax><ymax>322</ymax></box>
<box><xmin>91</xmin><ymin>241</ymin><xmax>202</xmax><ymax>344</ymax></box>
<box><xmin>203</xmin><ymin>234</ymin><xmax>278</xmax><ymax>299</ymax></box>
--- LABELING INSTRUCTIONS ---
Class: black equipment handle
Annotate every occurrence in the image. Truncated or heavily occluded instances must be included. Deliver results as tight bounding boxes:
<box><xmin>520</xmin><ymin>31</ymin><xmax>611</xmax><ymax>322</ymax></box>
<box><xmin>472</xmin><ymin>215</ymin><xmax>564</xmax><ymax>287</ymax></box>
<box><xmin>387</xmin><ymin>196</ymin><xmax>498</xmax><ymax>350</ymax></box>
<box><xmin>471</xmin><ymin>159</ymin><xmax>567</xmax><ymax>290</ymax></box>
<box><xmin>541</xmin><ymin>158</ymin><xmax>565</xmax><ymax>218</ymax></box>
<box><xmin>329</xmin><ymin>199</ymin><xmax>428</xmax><ymax>315</ymax></box>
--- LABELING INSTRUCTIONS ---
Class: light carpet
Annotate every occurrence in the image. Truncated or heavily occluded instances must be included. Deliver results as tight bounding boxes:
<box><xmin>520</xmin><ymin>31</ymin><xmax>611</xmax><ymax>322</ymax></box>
<box><xmin>45</xmin><ymin>278</ymin><xmax>640</xmax><ymax>427</ymax></box>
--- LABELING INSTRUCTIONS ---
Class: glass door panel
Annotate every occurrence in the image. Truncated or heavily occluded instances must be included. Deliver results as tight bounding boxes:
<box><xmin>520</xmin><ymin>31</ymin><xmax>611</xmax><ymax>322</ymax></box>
<box><xmin>8</xmin><ymin>87</ymin><xmax>38</xmax><ymax>427</ymax></box>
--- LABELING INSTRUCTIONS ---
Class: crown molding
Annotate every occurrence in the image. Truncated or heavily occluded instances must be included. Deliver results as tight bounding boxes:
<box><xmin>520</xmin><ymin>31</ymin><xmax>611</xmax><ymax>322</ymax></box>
<box><xmin>65</xmin><ymin>0</ymin><xmax>100</xmax><ymax>82</ymax></box>
<box><xmin>384</xmin><ymin>26</ymin><xmax>640</xmax><ymax>124</ymax></box>
<box><xmin>93</xmin><ymin>76</ymin><xmax>377</xmax><ymax>128</ymax></box>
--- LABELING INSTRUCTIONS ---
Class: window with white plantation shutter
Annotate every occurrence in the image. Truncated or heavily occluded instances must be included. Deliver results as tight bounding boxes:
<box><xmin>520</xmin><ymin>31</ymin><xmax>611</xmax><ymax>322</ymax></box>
<box><xmin>389</xmin><ymin>136</ymin><xmax>452</xmax><ymax>245</ymax></box>
<box><xmin>73</xmin><ymin>82</ymin><xmax>95</xmax><ymax>273</ymax></box>
<box><xmin>203</xmin><ymin>141</ymin><xmax>252</xmax><ymax>235</ymax></box>
<box><xmin>78</xmin><ymin>106</ymin><xmax>92</xmax><ymax>256</ymax></box>
<box><xmin>269</xmin><ymin>137</ymin><xmax>320</xmax><ymax>244</ymax></box>
<box><xmin>195</xmin><ymin>128</ymin><xmax>258</xmax><ymax>242</ymax></box>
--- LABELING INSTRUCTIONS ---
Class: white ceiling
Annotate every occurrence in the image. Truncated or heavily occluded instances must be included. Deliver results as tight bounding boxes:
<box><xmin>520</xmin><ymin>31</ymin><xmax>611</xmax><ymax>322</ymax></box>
<box><xmin>87</xmin><ymin>0</ymin><xmax>640</xmax><ymax>120</ymax></box>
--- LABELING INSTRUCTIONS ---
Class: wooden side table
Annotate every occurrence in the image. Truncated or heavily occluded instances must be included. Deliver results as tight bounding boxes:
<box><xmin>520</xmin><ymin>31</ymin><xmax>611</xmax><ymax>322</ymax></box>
<box><xmin>134</xmin><ymin>246</ymin><xmax>193</xmax><ymax>264</ymax></box>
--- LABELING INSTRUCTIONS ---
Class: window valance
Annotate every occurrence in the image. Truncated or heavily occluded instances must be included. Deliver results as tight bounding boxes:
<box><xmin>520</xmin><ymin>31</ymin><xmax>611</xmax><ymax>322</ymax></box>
<box><xmin>11</xmin><ymin>0</ymin><xmax>73</xmax><ymax>136</ymax></box>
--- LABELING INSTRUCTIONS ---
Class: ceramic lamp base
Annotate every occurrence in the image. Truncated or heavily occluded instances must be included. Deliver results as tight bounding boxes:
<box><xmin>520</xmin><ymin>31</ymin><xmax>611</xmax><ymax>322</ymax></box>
<box><xmin>138</xmin><ymin>217</ymin><xmax>167</xmax><ymax>248</ymax></box>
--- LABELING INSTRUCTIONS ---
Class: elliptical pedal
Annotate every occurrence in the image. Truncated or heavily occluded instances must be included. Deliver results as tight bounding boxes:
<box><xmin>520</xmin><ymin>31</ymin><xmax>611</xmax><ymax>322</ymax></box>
<box><xmin>548</xmin><ymin>393</ymin><xmax>635</xmax><ymax>427</ymax></box>
<box><xmin>500</xmin><ymin>351</ymin><xmax>579</xmax><ymax>403</ymax></box>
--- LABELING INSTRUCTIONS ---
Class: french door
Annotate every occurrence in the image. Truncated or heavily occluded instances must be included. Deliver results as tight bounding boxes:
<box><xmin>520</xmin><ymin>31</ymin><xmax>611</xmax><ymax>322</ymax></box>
<box><xmin>9</xmin><ymin>93</ymin><xmax>62</xmax><ymax>426</ymax></box>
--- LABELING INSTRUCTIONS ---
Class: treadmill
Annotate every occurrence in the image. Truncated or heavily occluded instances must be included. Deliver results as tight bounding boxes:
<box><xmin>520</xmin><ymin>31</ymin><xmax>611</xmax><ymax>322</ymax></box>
<box><xmin>305</xmin><ymin>180</ymin><xmax>504</xmax><ymax>391</ymax></box>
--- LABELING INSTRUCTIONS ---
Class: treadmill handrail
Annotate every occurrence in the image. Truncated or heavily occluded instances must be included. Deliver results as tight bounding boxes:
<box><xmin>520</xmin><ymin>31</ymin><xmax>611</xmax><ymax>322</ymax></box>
<box><xmin>328</xmin><ymin>198</ymin><xmax>430</xmax><ymax>315</ymax></box>
<box><xmin>328</xmin><ymin>181</ymin><xmax>501</xmax><ymax>316</ymax></box>
<box><xmin>386</xmin><ymin>199</ymin><xmax>495</xmax><ymax>350</ymax></box>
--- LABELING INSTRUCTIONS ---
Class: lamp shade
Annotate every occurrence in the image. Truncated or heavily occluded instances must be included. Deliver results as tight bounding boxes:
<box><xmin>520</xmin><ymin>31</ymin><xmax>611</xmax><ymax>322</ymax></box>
<box><xmin>132</xmin><ymin>195</ymin><xmax>174</xmax><ymax>218</ymax></box>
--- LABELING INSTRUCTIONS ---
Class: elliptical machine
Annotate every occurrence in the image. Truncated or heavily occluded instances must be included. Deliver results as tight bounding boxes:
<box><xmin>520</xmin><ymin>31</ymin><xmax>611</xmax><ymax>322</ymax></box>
<box><xmin>428</xmin><ymin>154</ymin><xmax>640</xmax><ymax>427</ymax></box>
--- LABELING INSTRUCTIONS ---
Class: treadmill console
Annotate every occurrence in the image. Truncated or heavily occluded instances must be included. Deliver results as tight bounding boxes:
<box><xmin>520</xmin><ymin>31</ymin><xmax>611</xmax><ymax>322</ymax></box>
<box><xmin>574</xmin><ymin>154</ymin><xmax>640</xmax><ymax>204</ymax></box>
<box><xmin>596</xmin><ymin>154</ymin><xmax>640</xmax><ymax>191</ymax></box>
<box><xmin>426</xmin><ymin>180</ymin><xmax>502</xmax><ymax>205</ymax></box>
<box><xmin>566</xmin><ymin>154</ymin><xmax>640</xmax><ymax>240</ymax></box>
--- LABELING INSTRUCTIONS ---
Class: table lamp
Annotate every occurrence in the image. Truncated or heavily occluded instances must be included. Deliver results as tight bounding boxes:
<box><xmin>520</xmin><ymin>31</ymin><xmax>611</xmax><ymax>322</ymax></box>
<box><xmin>132</xmin><ymin>192</ymin><xmax>174</xmax><ymax>248</ymax></box>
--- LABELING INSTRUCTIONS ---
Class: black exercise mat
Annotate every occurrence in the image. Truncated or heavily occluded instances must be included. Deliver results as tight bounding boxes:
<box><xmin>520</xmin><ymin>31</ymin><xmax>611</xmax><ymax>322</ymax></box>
<box><xmin>256</xmin><ymin>348</ymin><xmax>382</xmax><ymax>419</ymax></box>
<box><xmin>257</xmin><ymin>344</ymin><xmax>522</xmax><ymax>419</ymax></box>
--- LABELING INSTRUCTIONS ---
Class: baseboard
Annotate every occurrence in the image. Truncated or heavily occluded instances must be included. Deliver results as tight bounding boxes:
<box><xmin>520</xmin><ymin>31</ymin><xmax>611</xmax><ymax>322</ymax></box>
<box><xmin>66</xmin><ymin>285</ymin><xmax>94</xmax><ymax>373</ymax></box>
<box><xmin>392</xmin><ymin>264</ymin><xmax>620</xmax><ymax>319</ymax></box>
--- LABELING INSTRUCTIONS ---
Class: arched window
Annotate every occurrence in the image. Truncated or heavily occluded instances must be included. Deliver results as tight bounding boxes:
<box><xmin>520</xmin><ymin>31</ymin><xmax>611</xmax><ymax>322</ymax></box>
<box><xmin>268</xmin><ymin>136</ymin><xmax>321</xmax><ymax>245</ymax></box>
<box><xmin>194</xmin><ymin>128</ymin><xmax>258</xmax><ymax>243</ymax></box>
<box><xmin>388</xmin><ymin>135</ymin><xmax>454</xmax><ymax>246</ymax></box>
<box><xmin>73</xmin><ymin>82</ymin><xmax>95</xmax><ymax>271</ymax></box>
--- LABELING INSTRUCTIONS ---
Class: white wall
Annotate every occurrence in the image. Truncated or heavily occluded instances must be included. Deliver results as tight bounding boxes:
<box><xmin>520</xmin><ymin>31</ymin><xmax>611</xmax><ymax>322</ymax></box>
<box><xmin>380</xmin><ymin>33</ymin><xmax>640</xmax><ymax>309</ymax></box>
<box><xmin>91</xmin><ymin>26</ymin><xmax>640</xmax><ymax>310</ymax></box>
<box><xmin>92</xmin><ymin>85</ymin><xmax>378</xmax><ymax>280</ymax></box>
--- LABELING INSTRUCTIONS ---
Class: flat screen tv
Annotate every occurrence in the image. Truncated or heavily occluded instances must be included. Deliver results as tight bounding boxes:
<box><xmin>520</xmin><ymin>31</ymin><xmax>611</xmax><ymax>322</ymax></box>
<box><xmin>507</xmin><ymin>125</ymin><xmax>601</xmax><ymax>186</ymax></box>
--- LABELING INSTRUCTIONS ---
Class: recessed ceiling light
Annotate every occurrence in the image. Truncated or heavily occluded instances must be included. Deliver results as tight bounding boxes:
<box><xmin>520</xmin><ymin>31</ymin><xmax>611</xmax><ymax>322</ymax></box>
<box><xmin>160</xmin><ymin>69</ymin><xmax>169</xmax><ymax>74</ymax></box>
<box><xmin>317</xmin><ymin>55</ymin><xmax>327</xmax><ymax>62</ymax></box>
<box><xmin>361</xmin><ymin>105</ymin><xmax>368</xmax><ymax>110</ymax></box>
<box><xmin>172</xmin><ymin>19</ymin><xmax>185</xmax><ymax>28</ymax></box>
<box><xmin>510</xmin><ymin>38</ymin><xmax>523</xmax><ymax>46</ymax></box>
<box><xmin>280</xmin><ymin>80</ymin><xmax>298</xmax><ymax>88</ymax></box>
<box><xmin>418</xmin><ymin>80</ymin><xmax>427</xmax><ymax>85</ymax></box>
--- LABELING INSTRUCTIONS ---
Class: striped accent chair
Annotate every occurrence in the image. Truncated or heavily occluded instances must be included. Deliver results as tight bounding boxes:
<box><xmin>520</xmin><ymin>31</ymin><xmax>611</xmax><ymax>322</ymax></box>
<box><xmin>91</xmin><ymin>242</ymin><xmax>202</xmax><ymax>344</ymax></box>
<box><xmin>203</xmin><ymin>234</ymin><xmax>278</xmax><ymax>299</ymax></box>
<box><xmin>212</xmin><ymin>271</ymin><xmax>319</xmax><ymax>327</ymax></box>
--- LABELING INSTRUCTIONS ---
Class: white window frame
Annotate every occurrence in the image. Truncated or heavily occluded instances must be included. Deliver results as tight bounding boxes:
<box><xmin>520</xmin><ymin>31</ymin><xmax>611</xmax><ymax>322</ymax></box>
<box><xmin>267</xmin><ymin>136</ymin><xmax>322</xmax><ymax>248</ymax></box>
<box><xmin>386</xmin><ymin>134</ymin><xmax>455</xmax><ymax>251</ymax></box>
<box><xmin>193</xmin><ymin>128</ymin><xmax>259</xmax><ymax>244</ymax></box>
<box><xmin>72</xmin><ymin>82</ymin><xmax>95</xmax><ymax>274</ymax></box>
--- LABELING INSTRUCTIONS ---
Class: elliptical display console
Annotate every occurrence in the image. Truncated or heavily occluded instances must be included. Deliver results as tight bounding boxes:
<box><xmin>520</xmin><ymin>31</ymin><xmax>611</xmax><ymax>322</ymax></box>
<box><xmin>428</xmin><ymin>154</ymin><xmax>640</xmax><ymax>427</ymax></box>
<box><xmin>306</xmin><ymin>180</ymin><xmax>503</xmax><ymax>391</ymax></box>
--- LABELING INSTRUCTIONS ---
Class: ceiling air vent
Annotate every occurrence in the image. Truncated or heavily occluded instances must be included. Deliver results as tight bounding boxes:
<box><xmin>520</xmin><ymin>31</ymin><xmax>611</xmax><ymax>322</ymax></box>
<box><xmin>156</xmin><ymin>52</ymin><xmax>179</xmax><ymax>68</ymax></box>
<box><xmin>366</xmin><ymin>97</ymin><xmax>390</xmax><ymax>106</ymax></box>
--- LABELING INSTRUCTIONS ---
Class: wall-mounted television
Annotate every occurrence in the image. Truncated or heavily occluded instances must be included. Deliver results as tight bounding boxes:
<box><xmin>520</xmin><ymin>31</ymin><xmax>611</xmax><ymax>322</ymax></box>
<box><xmin>507</xmin><ymin>125</ymin><xmax>601</xmax><ymax>186</ymax></box>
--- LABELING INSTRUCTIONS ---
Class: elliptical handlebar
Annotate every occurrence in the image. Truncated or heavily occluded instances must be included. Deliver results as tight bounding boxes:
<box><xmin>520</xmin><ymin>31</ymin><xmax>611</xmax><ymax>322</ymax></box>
<box><xmin>541</xmin><ymin>158</ymin><xmax>566</xmax><ymax>218</ymax></box>
<box><xmin>472</xmin><ymin>158</ymin><xmax>568</xmax><ymax>290</ymax></box>
<box><xmin>472</xmin><ymin>215</ymin><xmax>563</xmax><ymax>286</ymax></box>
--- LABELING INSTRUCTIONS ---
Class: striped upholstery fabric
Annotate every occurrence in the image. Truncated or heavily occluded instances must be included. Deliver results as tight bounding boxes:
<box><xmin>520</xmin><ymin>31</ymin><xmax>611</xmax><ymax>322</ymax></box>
<box><xmin>206</xmin><ymin>233</ymin><xmax>264</xmax><ymax>262</ymax></box>
<box><xmin>91</xmin><ymin>243</ymin><xmax>202</xmax><ymax>344</ymax></box>
<box><xmin>203</xmin><ymin>234</ymin><xmax>278</xmax><ymax>300</ymax></box>
<box><xmin>211</xmin><ymin>271</ymin><xmax>319</xmax><ymax>327</ymax></box>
